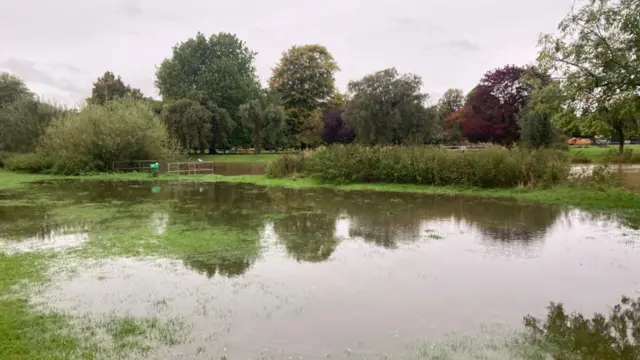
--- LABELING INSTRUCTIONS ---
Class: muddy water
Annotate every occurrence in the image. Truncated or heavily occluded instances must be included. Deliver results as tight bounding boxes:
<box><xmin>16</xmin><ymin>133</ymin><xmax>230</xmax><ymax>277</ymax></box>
<box><xmin>213</xmin><ymin>162</ymin><xmax>266</xmax><ymax>176</ymax></box>
<box><xmin>1</xmin><ymin>181</ymin><xmax>640</xmax><ymax>359</ymax></box>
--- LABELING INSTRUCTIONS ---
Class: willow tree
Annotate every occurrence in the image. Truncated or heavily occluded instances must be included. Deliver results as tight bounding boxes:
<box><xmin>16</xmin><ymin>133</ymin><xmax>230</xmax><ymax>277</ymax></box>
<box><xmin>343</xmin><ymin>68</ymin><xmax>436</xmax><ymax>145</ymax></box>
<box><xmin>238</xmin><ymin>93</ymin><xmax>286</xmax><ymax>154</ymax></box>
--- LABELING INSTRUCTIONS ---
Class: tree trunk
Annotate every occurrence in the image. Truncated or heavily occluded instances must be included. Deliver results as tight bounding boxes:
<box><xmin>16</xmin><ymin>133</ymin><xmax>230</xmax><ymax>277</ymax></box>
<box><xmin>617</xmin><ymin>128</ymin><xmax>625</xmax><ymax>154</ymax></box>
<box><xmin>209</xmin><ymin>135</ymin><xmax>217</xmax><ymax>154</ymax></box>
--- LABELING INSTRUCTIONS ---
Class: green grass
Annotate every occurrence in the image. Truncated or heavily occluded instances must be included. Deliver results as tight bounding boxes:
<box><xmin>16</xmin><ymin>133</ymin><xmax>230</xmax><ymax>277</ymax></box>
<box><xmin>191</xmin><ymin>153</ymin><xmax>279</xmax><ymax>163</ymax></box>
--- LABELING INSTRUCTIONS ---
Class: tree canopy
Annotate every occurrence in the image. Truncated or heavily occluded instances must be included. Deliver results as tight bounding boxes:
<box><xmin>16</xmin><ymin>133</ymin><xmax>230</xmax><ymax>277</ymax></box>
<box><xmin>538</xmin><ymin>0</ymin><xmax>640</xmax><ymax>151</ymax></box>
<box><xmin>343</xmin><ymin>68</ymin><xmax>436</xmax><ymax>145</ymax></box>
<box><xmin>87</xmin><ymin>71</ymin><xmax>144</xmax><ymax>105</ymax></box>
<box><xmin>454</xmin><ymin>65</ymin><xmax>545</xmax><ymax>145</ymax></box>
<box><xmin>155</xmin><ymin>32</ymin><xmax>259</xmax><ymax>118</ymax></box>
<box><xmin>269</xmin><ymin>44</ymin><xmax>339</xmax><ymax>147</ymax></box>
<box><xmin>0</xmin><ymin>72</ymin><xmax>33</xmax><ymax>106</ymax></box>
<box><xmin>238</xmin><ymin>91</ymin><xmax>286</xmax><ymax>154</ymax></box>
<box><xmin>437</xmin><ymin>88</ymin><xmax>465</xmax><ymax>120</ymax></box>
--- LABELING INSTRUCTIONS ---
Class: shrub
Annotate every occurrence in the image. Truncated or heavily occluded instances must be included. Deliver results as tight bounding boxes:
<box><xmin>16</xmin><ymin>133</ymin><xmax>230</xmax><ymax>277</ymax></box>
<box><xmin>2</xmin><ymin>153</ymin><xmax>54</xmax><ymax>173</ymax></box>
<box><xmin>38</xmin><ymin>98</ymin><xmax>181</xmax><ymax>175</ymax></box>
<box><xmin>265</xmin><ymin>152</ymin><xmax>307</xmax><ymax>178</ymax></box>
<box><xmin>299</xmin><ymin>144</ymin><xmax>569</xmax><ymax>188</ymax></box>
<box><xmin>523</xmin><ymin>296</ymin><xmax>640</xmax><ymax>359</ymax></box>
<box><xmin>605</xmin><ymin>148</ymin><xmax>640</xmax><ymax>164</ymax></box>
<box><xmin>570</xmin><ymin>150</ymin><xmax>593</xmax><ymax>164</ymax></box>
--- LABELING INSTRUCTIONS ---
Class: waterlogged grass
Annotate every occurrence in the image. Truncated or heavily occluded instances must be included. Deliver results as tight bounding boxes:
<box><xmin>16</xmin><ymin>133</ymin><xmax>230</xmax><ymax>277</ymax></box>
<box><xmin>0</xmin><ymin>252</ymin><xmax>187</xmax><ymax>359</ymax></box>
<box><xmin>1</xmin><ymin>171</ymin><xmax>639</xmax><ymax>221</ymax></box>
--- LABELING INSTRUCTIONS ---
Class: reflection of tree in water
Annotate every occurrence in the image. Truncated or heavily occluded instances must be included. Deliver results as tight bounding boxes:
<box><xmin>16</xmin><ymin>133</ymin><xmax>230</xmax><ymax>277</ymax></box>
<box><xmin>166</xmin><ymin>182</ymin><xmax>271</xmax><ymax>229</ymax></box>
<box><xmin>271</xmin><ymin>209</ymin><xmax>340</xmax><ymax>262</ymax></box>
<box><xmin>264</xmin><ymin>188</ymin><xmax>564</xmax><ymax>251</ymax></box>
<box><xmin>524</xmin><ymin>295</ymin><xmax>640</xmax><ymax>359</ymax></box>
<box><xmin>183</xmin><ymin>254</ymin><xmax>254</xmax><ymax>278</ymax></box>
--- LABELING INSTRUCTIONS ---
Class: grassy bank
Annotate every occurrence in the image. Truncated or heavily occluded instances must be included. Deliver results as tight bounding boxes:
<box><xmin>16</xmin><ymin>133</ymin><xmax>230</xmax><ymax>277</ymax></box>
<box><xmin>2</xmin><ymin>170</ymin><xmax>639</xmax><ymax>224</ymax></box>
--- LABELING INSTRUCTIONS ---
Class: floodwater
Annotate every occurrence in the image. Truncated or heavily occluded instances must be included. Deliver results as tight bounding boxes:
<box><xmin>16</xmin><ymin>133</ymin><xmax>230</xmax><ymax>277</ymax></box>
<box><xmin>571</xmin><ymin>164</ymin><xmax>640</xmax><ymax>191</ymax></box>
<box><xmin>1</xmin><ymin>180</ymin><xmax>639</xmax><ymax>359</ymax></box>
<box><xmin>213</xmin><ymin>162</ymin><xmax>266</xmax><ymax>176</ymax></box>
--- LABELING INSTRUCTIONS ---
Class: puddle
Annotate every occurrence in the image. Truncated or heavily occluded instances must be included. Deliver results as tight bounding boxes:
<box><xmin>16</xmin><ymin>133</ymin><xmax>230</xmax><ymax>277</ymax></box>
<box><xmin>0</xmin><ymin>227</ymin><xmax>89</xmax><ymax>254</ymax></box>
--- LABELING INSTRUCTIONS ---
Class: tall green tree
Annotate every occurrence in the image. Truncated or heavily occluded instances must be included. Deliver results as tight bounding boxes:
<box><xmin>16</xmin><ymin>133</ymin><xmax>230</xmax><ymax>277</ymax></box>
<box><xmin>87</xmin><ymin>71</ymin><xmax>144</xmax><ymax>105</ymax></box>
<box><xmin>519</xmin><ymin>81</ymin><xmax>564</xmax><ymax>149</ymax></box>
<box><xmin>155</xmin><ymin>32</ymin><xmax>259</xmax><ymax>151</ymax></box>
<box><xmin>238</xmin><ymin>92</ymin><xmax>286</xmax><ymax>154</ymax></box>
<box><xmin>538</xmin><ymin>0</ymin><xmax>640</xmax><ymax>152</ymax></box>
<box><xmin>437</xmin><ymin>88</ymin><xmax>465</xmax><ymax>120</ymax></box>
<box><xmin>162</xmin><ymin>99</ymin><xmax>211</xmax><ymax>153</ymax></box>
<box><xmin>0</xmin><ymin>72</ymin><xmax>33</xmax><ymax>105</ymax></box>
<box><xmin>269</xmin><ymin>44</ymin><xmax>339</xmax><ymax>147</ymax></box>
<box><xmin>0</xmin><ymin>73</ymin><xmax>66</xmax><ymax>153</ymax></box>
<box><xmin>343</xmin><ymin>68</ymin><xmax>435</xmax><ymax>145</ymax></box>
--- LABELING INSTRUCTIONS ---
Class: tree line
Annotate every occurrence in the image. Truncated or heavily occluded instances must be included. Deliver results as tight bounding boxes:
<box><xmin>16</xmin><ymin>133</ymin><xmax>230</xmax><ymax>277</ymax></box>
<box><xmin>1</xmin><ymin>0</ymin><xmax>639</xmax><ymax>156</ymax></box>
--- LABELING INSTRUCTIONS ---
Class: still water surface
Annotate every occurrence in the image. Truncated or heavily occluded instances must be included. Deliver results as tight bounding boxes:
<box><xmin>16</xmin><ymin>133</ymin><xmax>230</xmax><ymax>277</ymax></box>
<box><xmin>1</xmin><ymin>180</ymin><xmax>639</xmax><ymax>359</ymax></box>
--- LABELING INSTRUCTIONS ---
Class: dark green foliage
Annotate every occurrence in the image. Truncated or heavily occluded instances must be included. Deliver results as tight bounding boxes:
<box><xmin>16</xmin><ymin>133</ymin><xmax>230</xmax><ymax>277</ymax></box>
<box><xmin>344</xmin><ymin>68</ymin><xmax>437</xmax><ymax>145</ymax></box>
<box><xmin>86</xmin><ymin>71</ymin><xmax>144</xmax><ymax>105</ymax></box>
<box><xmin>162</xmin><ymin>99</ymin><xmax>211</xmax><ymax>152</ymax></box>
<box><xmin>524</xmin><ymin>296</ymin><xmax>640</xmax><ymax>360</ymax></box>
<box><xmin>0</xmin><ymin>72</ymin><xmax>33</xmax><ymax>105</ymax></box>
<box><xmin>2</xmin><ymin>153</ymin><xmax>54</xmax><ymax>173</ymax></box>
<box><xmin>239</xmin><ymin>93</ymin><xmax>286</xmax><ymax>154</ymax></box>
<box><xmin>155</xmin><ymin>32</ymin><xmax>254</xmax><ymax>150</ymax></box>
<box><xmin>519</xmin><ymin>110</ymin><xmax>557</xmax><ymax>149</ymax></box>
<box><xmin>297</xmin><ymin>144</ymin><xmax>569</xmax><ymax>188</ymax></box>
<box><xmin>38</xmin><ymin>98</ymin><xmax>181</xmax><ymax>175</ymax></box>
<box><xmin>155</xmin><ymin>32</ymin><xmax>259</xmax><ymax>126</ymax></box>
<box><xmin>0</xmin><ymin>97</ymin><xmax>67</xmax><ymax>153</ymax></box>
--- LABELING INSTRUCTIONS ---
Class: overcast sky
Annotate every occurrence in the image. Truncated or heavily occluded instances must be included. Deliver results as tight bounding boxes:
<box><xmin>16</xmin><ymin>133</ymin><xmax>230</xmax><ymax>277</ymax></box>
<box><xmin>0</xmin><ymin>0</ymin><xmax>574</xmax><ymax>106</ymax></box>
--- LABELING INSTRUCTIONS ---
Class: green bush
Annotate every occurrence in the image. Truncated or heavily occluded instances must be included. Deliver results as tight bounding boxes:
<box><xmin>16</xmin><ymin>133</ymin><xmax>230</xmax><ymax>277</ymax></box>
<box><xmin>2</xmin><ymin>153</ymin><xmax>54</xmax><ymax>173</ymax></box>
<box><xmin>265</xmin><ymin>152</ymin><xmax>307</xmax><ymax>178</ymax></box>
<box><xmin>38</xmin><ymin>98</ymin><xmax>181</xmax><ymax>175</ymax></box>
<box><xmin>275</xmin><ymin>144</ymin><xmax>569</xmax><ymax>188</ymax></box>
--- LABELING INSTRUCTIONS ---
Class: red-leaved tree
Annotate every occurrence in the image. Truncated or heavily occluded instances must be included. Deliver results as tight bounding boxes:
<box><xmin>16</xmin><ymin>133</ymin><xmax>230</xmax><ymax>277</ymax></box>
<box><xmin>322</xmin><ymin>109</ymin><xmax>355</xmax><ymax>144</ymax></box>
<box><xmin>458</xmin><ymin>65</ymin><xmax>544</xmax><ymax>145</ymax></box>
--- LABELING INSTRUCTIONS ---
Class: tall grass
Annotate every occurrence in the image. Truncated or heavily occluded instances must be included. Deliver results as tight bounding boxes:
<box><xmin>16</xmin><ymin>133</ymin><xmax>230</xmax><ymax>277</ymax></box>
<box><xmin>264</xmin><ymin>152</ymin><xmax>308</xmax><ymax>178</ymax></box>
<box><xmin>268</xmin><ymin>144</ymin><xmax>570</xmax><ymax>188</ymax></box>
<box><xmin>36</xmin><ymin>98</ymin><xmax>181</xmax><ymax>175</ymax></box>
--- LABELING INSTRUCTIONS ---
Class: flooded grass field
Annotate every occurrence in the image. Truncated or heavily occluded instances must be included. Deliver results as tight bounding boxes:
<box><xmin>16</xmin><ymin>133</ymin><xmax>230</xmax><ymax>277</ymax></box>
<box><xmin>1</xmin><ymin>180</ymin><xmax>639</xmax><ymax>359</ymax></box>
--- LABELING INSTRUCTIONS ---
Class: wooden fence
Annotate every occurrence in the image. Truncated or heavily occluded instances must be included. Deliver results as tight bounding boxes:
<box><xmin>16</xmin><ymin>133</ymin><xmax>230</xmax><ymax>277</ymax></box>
<box><xmin>167</xmin><ymin>161</ymin><xmax>214</xmax><ymax>175</ymax></box>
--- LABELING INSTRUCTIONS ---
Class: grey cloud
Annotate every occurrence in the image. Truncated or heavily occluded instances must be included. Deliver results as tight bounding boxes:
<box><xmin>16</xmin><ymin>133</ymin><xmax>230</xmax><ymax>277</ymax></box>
<box><xmin>46</xmin><ymin>62</ymin><xmax>84</xmax><ymax>74</ymax></box>
<box><xmin>0</xmin><ymin>58</ymin><xmax>87</xmax><ymax>96</ymax></box>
